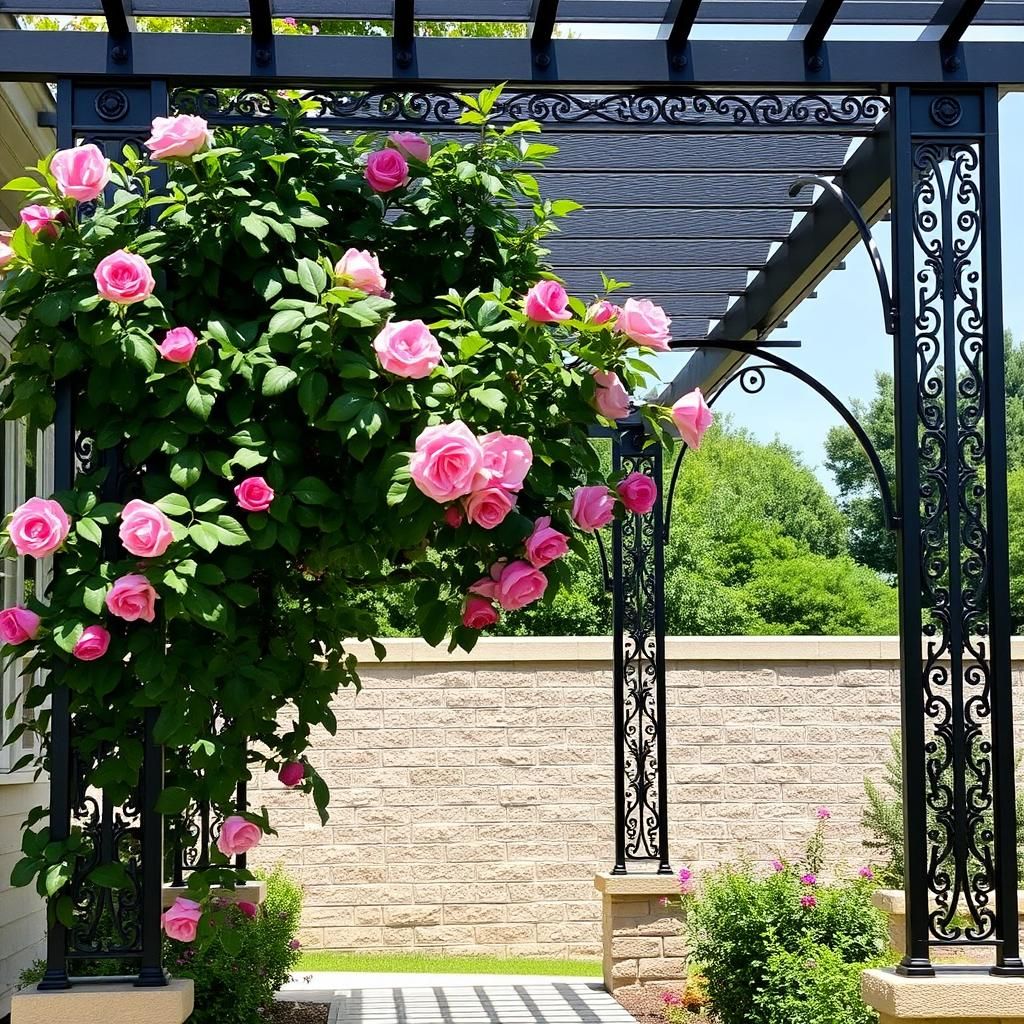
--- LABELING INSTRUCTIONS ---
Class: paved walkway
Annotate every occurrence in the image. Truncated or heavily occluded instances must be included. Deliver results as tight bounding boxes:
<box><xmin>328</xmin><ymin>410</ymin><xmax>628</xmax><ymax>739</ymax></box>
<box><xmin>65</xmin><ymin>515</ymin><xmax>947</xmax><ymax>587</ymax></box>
<box><xmin>279</xmin><ymin>974</ymin><xmax>638</xmax><ymax>1024</ymax></box>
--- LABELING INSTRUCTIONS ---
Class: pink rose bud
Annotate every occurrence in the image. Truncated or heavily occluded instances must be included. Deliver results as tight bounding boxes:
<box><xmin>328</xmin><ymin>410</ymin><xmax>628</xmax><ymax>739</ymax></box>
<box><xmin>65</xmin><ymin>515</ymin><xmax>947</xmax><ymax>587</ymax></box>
<box><xmin>388</xmin><ymin>132</ymin><xmax>431</xmax><ymax>162</ymax></box>
<box><xmin>365</xmin><ymin>149</ymin><xmax>409</xmax><ymax>193</ymax></box>
<box><xmin>161</xmin><ymin>897</ymin><xmax>203</xmax><ymax>943</ymax></box>
<box><xmin>94</xmin><ymin>249</ymin><xmax>156</xmax><ymax>305</ymax></box>
<box><xmin>8</xmin><ymin>497</ymin><xmax>70</xmax><ymax>558</ymax></box>
<box><xmin>409</xmin><ymin>423</ymin><xmax>483</xmax><ymax>503</ymax></box>
<box><xmin>801</xmin><ymin>873</ymin><xmax>817</xmax><ymax>886</ymax></box>
<box><xmin>234</xmin><ymin>476</ymin><xmax>275</xmax><ymax>513</ymax></box>
<box><xmin>671</xmin><ymin>387</ymin><xmax>714</xmax><ymax>450</ymax></box>
<box><xmin>858</xmin><ymin>866</ymin><xmax>875</xmax><ymax>880</ymax></box>
<box><xmin>587</xmin><ymin>300</ymin><xmax>619</xmax><ymax>325</ymax></box>
<box><xmin>476</xmin><ymin>432</ymin><xmax>533</xmax><ymax>493</ymax></box>
<box><xmin>144</xmin><ymin>114</ymin><xmax>214</xmax><ymax>160</ymax></box>
<box><xmin>236</xmin><ymin>900</ymin><xmax>258</xmax><ymax>919</ymax></box>
<box><xmin>493</xmin><ymin>560</ymin><xmax>548</xmax><ymax>611</ymax></box>
<box><xmin>524</xmin><ymin>516</ymin><xmax>570</xmax><ymax>569</ymax></box>
<box><xmin>592</xmin><ymin>369</ymin><xmax>630</xmax><ymax>421</ymax></box>
<box><xmin>289</xmin><ymin>939</ymin><xmax>302</xmax><ymax>950</ymax></box>
<box><xmin>462</xmin><ymin>595</ymin><xmax>499</xmax><ymax>630</ymax></box>
<box><xmin>618</xmin><ymin>472</ymin><xmax>658</xmax><ymax>515</ymax></box>
<box><xmin>0</xmin><ymin>606</ymin><xmax>40</xmax><ymax>645</ymax></box>
<box><xmin>463</xmin><ymin>486</ymin><xmax>515</xmax><ymax>530</ymax></box>
<box><xmin>157</xmin><ymin>327</ymin><xmax>199</xmax><ymax>364</ymax></box>
<box><xmin>119</xmin><ymin>499</ymin><xmax>174</xmax><ymax>558</ymax></box>
<box><xmin>0</xmin><ymin>231</ymin><xmax>13</xmax><ymax>270</ymax></box>
<box><xmin>278</xmin><ymin>761</ymin><xmax>305</xmax><ymax>787</ymax></box>
<box><xmin>217</xmin><ymin>815</ymin><xmax>263</xmax><ymax>858</ymax></box>
<box><xmin>73</xmin><ymin>624</ymin><xmax>110</xmax><ymax>662</ymax></box>
<box><xmin>800</xmin><ymin>894</ymin><xmax>817</xmax><ymax>909</ymax></box>
<box><xmin>19</xmin><ymin>204</ymin><xmax>64</xmax><ymax>238</ymax></box>
<box><xmin>50</xmin><ymin>143</ymin><xmax>111</xmax><ymax>202</ymax></box>
<box><xmin>334</xmin><ymin>248</ymin><xmax>388</xmax><ymax>296</ymax></box>
<box><xmin>572</xmin><ymin>485</ymin><xmax>615</xmax><ymax>533</ymax></box>
<box><xmin>372</xmin><ymin>319</ymin><xmax>442</xmax><ymax>379</ymax></box>
<box><xmin>771</xmin><ymin>859</ymin><xmax>785</xmax><ymax>873</ymax></box>
<box><xmin>816</xmin><ymin>806</ymin><xmax>832</xmax><ymax>820</ymax></box>
<box><xmin>105</xmin><ymin>573</ymin><xmax>159</xmax><ymax>623</ymax></box>
<box><xmin>616</xmin><ymin>297</ymin><xmax>672</xmax><ymax>351</ymax></box>
<box><xmin>524</xmin><ymin>280</ymin><xmax>572</xmax><ymax>323</ymax></box>
<box><xmin>444</xmin><ymin>506</ymin><xmax>464</xmax><ymax>528</ymax></box>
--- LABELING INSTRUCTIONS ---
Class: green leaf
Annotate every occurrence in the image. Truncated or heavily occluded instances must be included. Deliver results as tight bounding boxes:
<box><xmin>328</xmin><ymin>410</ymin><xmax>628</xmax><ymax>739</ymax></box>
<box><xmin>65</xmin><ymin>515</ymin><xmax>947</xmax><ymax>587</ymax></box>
<box><xmin>186</xmin><ymin>384</ymin><xmax>215</xmax><ymax>422</ymax></box>
<box><xmin>35</xmin><ymin>291</ymin><xmax>71</xmax><ymax>327</ymax></box>
<box><xmin>76</xmin><ymin>518</ymin><xmax>103</xmax><ymax>547</ymax></box>
<box><xmin>2</xmin><ymin>176</ymin><xmax>43</xmax><ymax>193</ymax></box>
<box><xmin>298</xmin><ymin>372</ymin><xmax>328</xmax><ymax>418</ymax></box>
<box><xmin>262</xmin><ymin>365</ymin><xmax>298</xmax><ymax>397</ymax></box>
<box><xmin>292</xmin><ymin>477</ymin><xmax>334</xmax><ymax>506</ymax></box>
<box><xmin>155</xmin><ymin>493</ymin><xmax>190</xmax><ymax>516</ymax></box>
<box><xmin>10</xmin><ymin>857</ymin><xmax>38</xmax><ymax>888</ymax></box>
<box><xmin>189</xmin><ymin>522</ymin><xmax>219</xmax><ymax>553</ymax></box>
<box><xmin>239</xmin><ymin>212</ymin><xmax>269</xmax><ymax>240</ymax></box>
<box><xmin>296</xmin><ymin>257</ymin><xmax>328</xmax><ymax>298</ymax></box>
<box><xmin>155</xmin><ymin>786</ymin><xmax>190</xmax><ymax>815</ymax></box>
<box><xmin>88</xmin><ymin>862</ymin><xmax>131</xmax><ymax>890</ymax></box>
<box><xmin>52</xmin><ymin>620</ymin><xmax>84</xmax><ymax>654</ymax></box>
<box><xmin>325</xmin><ymin>394</ymin><xmax>365</xmax><ymax>423</ymax></box>
<box><xmin>170</xmin><ymin>451</ymin><xmax>203</xmax><ymax>489</ymax></box>
<box><xmin>83</xmin><ymin>582</ymin><xmax>107</xmax><ymax>615</ymax></box>
<box><xmin>211</xmin><ymin>515</ymin><xmax>248</xmax><ymax>547</ymax></box>
<box><xmin>268</xmin><ymin>309</ymin><xmax>304</xmax><ymax>335</ymax></box>
<box><xmin>470</xmin><ymin>386</ymin><xmax>507</xmax><ymax>414</ymax></box>
<box><xmin>44</xmin><ymin>863</ymin><xmax>70</xmax><ymax>897</ymax></box>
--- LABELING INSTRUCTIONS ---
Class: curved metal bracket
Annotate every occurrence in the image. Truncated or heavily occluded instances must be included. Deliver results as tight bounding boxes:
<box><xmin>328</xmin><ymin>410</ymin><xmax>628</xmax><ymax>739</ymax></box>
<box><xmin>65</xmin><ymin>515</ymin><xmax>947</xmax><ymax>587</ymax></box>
<box><xmin>788</xmin><ymin>174</ymin><xmax>897</xmax><ymax>336</ymax></box>
<box><xmin>663</xmin><ymin>343</ymin><xmax>899</xmax><ymax>539</ymax></box>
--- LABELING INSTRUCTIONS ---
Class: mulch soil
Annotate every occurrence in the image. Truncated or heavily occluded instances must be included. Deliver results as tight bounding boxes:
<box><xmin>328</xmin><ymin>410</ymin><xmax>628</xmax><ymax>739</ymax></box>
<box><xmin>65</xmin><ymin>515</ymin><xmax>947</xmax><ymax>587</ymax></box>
<box><xmin>615</xmin><ymin>986</ymin><xmax>711</xmax><ymax>1024</ymax></box>
<box><xmin>267</xmin><ymin>1002</ymin><xmax>330</xmax><ymax>1024</ymax></box>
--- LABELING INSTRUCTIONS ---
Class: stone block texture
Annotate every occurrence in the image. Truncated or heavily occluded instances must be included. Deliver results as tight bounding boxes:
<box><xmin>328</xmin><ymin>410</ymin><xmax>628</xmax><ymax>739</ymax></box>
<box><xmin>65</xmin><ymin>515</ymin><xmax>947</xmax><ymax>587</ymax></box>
<box><xmin>246</xmin><ymin>636</ymin><xmax>1024</xmax><ymax>959</ymax></box>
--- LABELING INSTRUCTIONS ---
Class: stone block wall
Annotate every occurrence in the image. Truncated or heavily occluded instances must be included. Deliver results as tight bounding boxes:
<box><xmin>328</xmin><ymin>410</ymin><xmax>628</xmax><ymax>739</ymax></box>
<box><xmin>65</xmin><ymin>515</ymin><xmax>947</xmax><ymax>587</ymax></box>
<box><xmin>248</xmin><ymin>636</ymin><xmax>1024</xmax><ymax>960</ymax></box>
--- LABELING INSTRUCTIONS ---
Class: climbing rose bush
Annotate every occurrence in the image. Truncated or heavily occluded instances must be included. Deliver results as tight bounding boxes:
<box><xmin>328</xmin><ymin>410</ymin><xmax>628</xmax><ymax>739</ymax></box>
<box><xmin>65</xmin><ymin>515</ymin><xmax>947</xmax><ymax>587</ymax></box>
<box><xmin>0</xmin><ymin>92</ymin><xmax>707</xmax><ymax>934</ymax></box>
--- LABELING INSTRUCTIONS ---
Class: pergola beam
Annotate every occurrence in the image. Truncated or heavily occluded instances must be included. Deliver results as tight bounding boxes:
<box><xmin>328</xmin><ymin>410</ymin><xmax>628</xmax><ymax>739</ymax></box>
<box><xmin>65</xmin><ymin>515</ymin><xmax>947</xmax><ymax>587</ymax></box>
<box><xmin>931</xmin><ymin>0</ymin><xmax>987</xmax><ymax>50</ymax></box>
<box><xmin>100</xmin><ymin>0</ymin><xmax>132</xmax><ymax>37</ymax></box>
<box><xmin>530</xmin><ymin>0</ymin><xmax>559</xmax><ymax>52</ymax></box>
<box><xmin>664</xmin><ymin>0</ymin><xmax>704</xmax><ymax>48</ymax></box>
<box><xmin>797</xmin><ymin>0</ymin><xmax>845</xmax><ymax>54</ymax></box>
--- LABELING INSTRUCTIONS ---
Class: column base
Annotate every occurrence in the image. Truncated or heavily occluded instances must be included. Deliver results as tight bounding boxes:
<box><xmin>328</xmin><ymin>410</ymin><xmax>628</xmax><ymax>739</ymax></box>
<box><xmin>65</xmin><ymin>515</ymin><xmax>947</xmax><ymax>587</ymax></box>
<box><xmin>12</xmin><ymin>979</ymin><xmax>194</xmax><ymax>1024</ymax></box>
<box><xmin>862</xmin><ymin>967</ymin><xmax>1024</xmax><ymax>1022</ymax></box>
<box><xmin>595</xmin><ymin>872</ymin><xmax>685</xmax><ymax>993</ymax></box>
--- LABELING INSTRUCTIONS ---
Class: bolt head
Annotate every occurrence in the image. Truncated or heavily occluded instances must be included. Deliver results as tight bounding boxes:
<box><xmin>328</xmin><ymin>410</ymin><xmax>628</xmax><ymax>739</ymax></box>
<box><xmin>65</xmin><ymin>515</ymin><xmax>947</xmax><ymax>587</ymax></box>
<box><xmin>806</xmin><ymin>54</ymin><xmax>824</xmax><ymax>72</ymax></box>
<box><xmin>943</xmin><ymin>53</ymin><xmax>962</xmax><ymax>72</ymax></box>
<box><xmin>110</xmin><ymin>44</ymin><xmax>128</xmax><ymax>64</ymax></box>
<box><xmin>255</xmin><ymin>46</ymin><xmax>272</xmax><ymax>66</ymax></box>
<box><xmin>534</xmin><ymin>51</ymin><xmax>551</xmax><ymax>69</ymax></box>
<box><xmin>671</xmin><ymin>53</ymin><xmax>687</xmax><ymax>70</ymax></box>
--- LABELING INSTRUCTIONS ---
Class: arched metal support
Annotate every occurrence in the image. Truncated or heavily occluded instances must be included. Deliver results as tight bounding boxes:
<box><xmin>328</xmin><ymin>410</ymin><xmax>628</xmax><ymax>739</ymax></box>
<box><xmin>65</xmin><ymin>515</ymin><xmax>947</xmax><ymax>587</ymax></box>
<box><xmin>664</xmin><ymin>343</ymin><xmax>898</xmax><ymax>540</ymax></box>
<box><xmin>789</xmin><ymin>174</ymin><xmax>897</xmax><ymax>336</ymax></box>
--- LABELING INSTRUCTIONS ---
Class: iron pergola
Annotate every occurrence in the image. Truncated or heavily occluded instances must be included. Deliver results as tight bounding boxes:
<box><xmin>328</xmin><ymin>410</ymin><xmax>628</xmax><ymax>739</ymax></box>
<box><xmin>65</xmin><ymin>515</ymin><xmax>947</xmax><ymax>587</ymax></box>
<box><xmin>1</xmin><ymin>0</ymin><xmax>1021</xmax><ymax>987</ymax></box>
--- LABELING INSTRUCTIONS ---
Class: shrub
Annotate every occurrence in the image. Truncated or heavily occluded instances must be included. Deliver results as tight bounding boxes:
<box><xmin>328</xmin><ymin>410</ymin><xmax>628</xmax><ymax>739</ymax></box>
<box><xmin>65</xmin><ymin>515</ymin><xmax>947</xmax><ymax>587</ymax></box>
<box><xmin>167</xmin><ymin>866</ymin><xmax>303</xmax><ymax>1024</ymax></box>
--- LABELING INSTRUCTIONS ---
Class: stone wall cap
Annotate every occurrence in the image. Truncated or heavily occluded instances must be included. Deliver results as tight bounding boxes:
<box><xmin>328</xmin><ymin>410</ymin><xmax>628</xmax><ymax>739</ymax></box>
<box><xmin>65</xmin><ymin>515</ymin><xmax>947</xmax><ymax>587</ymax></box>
<box><xmin>162</xmin><ymin>880</ymin><xmax>267</xmax><ymax>910</ymax></box>
<box><xmin>861</xmin><ymin>967</ymin><xmax>1024</xmax><ymax>1018</ymax></box>
<box><xmin>12</xmin><ymin>978</ymin><xmax>194</xmax><ymax>1024</ymax></box>
<box><xmin>872</xmin><ymin>888</ymin><xmax>1024</xmax><ymax>915</ymax></box>
<box><xmin>594</xmin><ymin>872</ymin><xmax>682</xmax><ymax>896</ymax></box>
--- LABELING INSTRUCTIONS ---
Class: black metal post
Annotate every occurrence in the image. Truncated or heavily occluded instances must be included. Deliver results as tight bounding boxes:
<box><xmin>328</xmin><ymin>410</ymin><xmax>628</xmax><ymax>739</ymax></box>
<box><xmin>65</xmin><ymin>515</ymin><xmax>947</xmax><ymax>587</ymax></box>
<box><xmin>610</xmin><ymin>427</ymin><xmax>671</xmax><ymax>875</ymax></box>
<box><xmin>136</xmin><ymin>708</ymin><xmax>165</xmax><ymax>987</ymax></box>
<box><xmin>890</xmin><ymin>85</ymin><xmax>1023</xmax><ymax>975</ymax></box>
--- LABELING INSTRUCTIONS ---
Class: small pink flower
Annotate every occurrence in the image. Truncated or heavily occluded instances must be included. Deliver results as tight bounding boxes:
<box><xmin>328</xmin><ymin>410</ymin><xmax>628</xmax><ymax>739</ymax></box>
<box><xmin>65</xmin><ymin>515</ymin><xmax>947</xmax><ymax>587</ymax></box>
<box><xmin>105</xmin><ymin>573</ymin><xmax>158</xmax><ymax>623</ymax></box>
<box><xmin>444</xmin><ymin>506</ymin><xmax>464</xmax><ymax>528</ymax></box>
<box><xmin>289</xmin><ymin>939</ymin><xmax>302</xmax><ymax>951</ymax></box>
<box><xmin>572</xmin><ymin>485</ymin><xmax>615</xmax><ymax>533</ymax></box>
<box><xmin>365</xmin><ymin>149</ymin><xmax>409</xmax><ymax>193</ymax></box>
<box><xmin>278</xmin><ymin>761</ymin><xmax>305</xmax><ymax>787</ymax></box>
<box><xmin>618</xmin><ymin>472</ymin><xmax>658</xmax><ymax>515</ymax></box>
<box><xmin>525</xmin><ymin>516</ymin><xmax>570</xmax><ymax>569</ymax></box>
<box><xmin>463</xmin><ymin>595</ymin><xmax>499</xmax><ymax>630</ymax></box>
<box><xmin>235</xmin><ymin>477</ymin><xmax>275</xmax><ymax>513</ymax></box>
<box><xmin>144</xmin><ymin>114</ymin><xmax>213</xmax><ymax>160</ymax></box>
<box><xmin>817</xmin><ymin>807</ymin><xmax>831</xmax><ymax>820</ymax></box>
<box><xmin>800</xmin><ymin>894</ymin><xmax>817</xmax><ymax>909</ymax></box>
<box><xmin>373</xmin><ymin>319</ymin><xmax>441</xmax><ymax>379</ymax></box>
<box><xmin>463</xmin><ymin>486</ymin><xmax>516</xmax><ymax>530</ymax></box>
<box><xmin>73</xmin><ymin>625</ymin><xmax>110</xmax><ymax>661</ymax></box>
<box><xmin>119</xmin><ymin>499</ymin><xmax>174</xmax><ymax>558</ymax></box>
<box><xmin>162</xmin><ymin>897</ymin><xmax>202</xmax><ymax>943</ymax></box>
<box><xmin>858</xmin><ymin>866</ymin><xmax>875</xmax><ymax>880</ymax></box>
<box><xmin>388</xmin><ymin>132</ymin><xmax>431</xmax><ymax>162</ymax></box>
<box><xmin>410</xmin><ymin>423</ymin><xmax>483</xmax><ymax>503</ymax></box>
<box><xmin>19</xmin><ymin>205</ymin><xmax>64</xmax><ymax>238</ymax></box>
<box><xmin>771</xmin><ymin>859</ymin><xmax>785</xmax><ymax>873</ymax></box>
<box><xmin>8</xmin><ymin>497</ymin><xmax>70</xmax><ymax>558</ymax></box>
<box><xmin>282</xmin><ymin>16</ymin><xmax>297</xmax><ymax>26</ymax></box>
<box><xmin>592</xmin><ymin>369</ymin><xmax>630</xmax><ymax>421</ymax></box>
<box><xmin>678</xmin><ymin>866</ymin><xmax>694</xmax><ymax>895</ymax></box>
<box><xmin>94</xmin><ymin>249</ymin><xmax>155</xmax><ymax>305</ymax></box>
<box><xmin>473</xmin><ymin>560</ymin><xmax>548</xmax><ymax>612</ymax></box>
<box><xmin>334</xmin><ymin>248</ymin><xmax>388</xmax><ymax>296</ymax></box>
<box><xmin>50</xmin><ymin>143</ymin><xmax>111</xmax><ymax>202</ymax></box>
<box><xmin>217</xmin><ymin>816</ymin><xmax>263</xmax><ymax>858</ymax></box>
<box><xmin>0</xmin><ymin>606</ymin><xmax>40</xmax><ymax>645</ymax></box>
<box><xmin>236</xmin><ymin>900</ymin><xmax>258</xmax><ymax>919</ymax></box>
<box><xmin>663</xmin><ymin>992</ymin><xmax>683</xmax><ymax>1007</ymax></box>
<box><xmin>671</xmin><ymin>388</ymin><xmax>714</xmax><ymax>450</ymax></box>
<box><xmin>524</xmin><ymin>281</ymin><xmax>571</xmax><ymax>323</ymax></box>
<box><xmin>659</xmin><ymin>896</ymin><xmax>669</xmax><ymax>907</ymax></box>
<box><xmin>616</xmin><ymin>298</ymin><xmax>672</xmax><ymax>350</ymax></box>
<box><xmin>587</xmin><ymin>300</ymin><xmax>619</xmax><ymax>326</ymax></box>
<box><xmin>0</xmin><ymin>231</ymin><xmax>13</xmax><ymax>271</ymax></box>
<box><xmin>800</xmin><ymin>873</ymin><xmax>817</xmax><ymax>886</ymax></box>
<box><xmin>157</xmin><ymin>327</ymin><xmax>199</xmax><ymax>364</ymax></box>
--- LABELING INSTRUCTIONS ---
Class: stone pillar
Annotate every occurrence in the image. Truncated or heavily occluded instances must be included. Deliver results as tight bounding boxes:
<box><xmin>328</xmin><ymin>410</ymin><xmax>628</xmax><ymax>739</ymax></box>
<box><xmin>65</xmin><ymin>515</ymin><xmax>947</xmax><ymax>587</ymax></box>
<box><xmin>594</xmin><ymin>873</ymin><xmax>685</xmax><ymax>992</ymax></box>
<box><xmin>12</xmin><ymin>980</ymin><xmax>194</xmax><ymax>1024</ymax></box>
<box><xmin>862</xmin><ymin>969</ymin><xmax>1024</xmax><ymax>1024</ymax></box>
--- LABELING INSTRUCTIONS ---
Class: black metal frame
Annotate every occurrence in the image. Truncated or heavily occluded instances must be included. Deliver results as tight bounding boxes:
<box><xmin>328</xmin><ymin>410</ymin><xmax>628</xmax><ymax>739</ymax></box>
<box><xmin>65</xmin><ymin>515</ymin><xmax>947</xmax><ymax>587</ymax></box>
<box><xmin>0</xmin><ymin>0</ymin><xmax>1018</xmax><ymax>987</ymax></box>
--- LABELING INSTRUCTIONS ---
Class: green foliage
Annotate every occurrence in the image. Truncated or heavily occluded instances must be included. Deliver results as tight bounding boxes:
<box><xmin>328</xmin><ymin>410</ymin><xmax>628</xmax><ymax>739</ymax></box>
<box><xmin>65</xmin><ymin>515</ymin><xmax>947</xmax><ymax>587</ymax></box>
<box><xmin>167</xmin><ymin>867</ymin><xmax>302</xmax><ymax>1024</ymax></box>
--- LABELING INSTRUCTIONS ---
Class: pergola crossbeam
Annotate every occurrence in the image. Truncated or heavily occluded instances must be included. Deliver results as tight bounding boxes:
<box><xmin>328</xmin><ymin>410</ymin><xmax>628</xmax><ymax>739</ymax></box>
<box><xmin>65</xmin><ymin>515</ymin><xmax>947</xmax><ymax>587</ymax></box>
<box><xmin>664</xmin><ymin>0</ymin><xmax>704</xmax><ymax>49</ymax></box>
<box><xmin>100</xmin><ymin>0</ymin><xmax>132</xmax><ymax>37</ymax></box>
<box><xmin>797</xmin><ymin>0</ymin><xmax>845</xmax><ymax>54</ymax></box>
<box><xmin>931</xmin><ymin>0</ymin><xmax>987</xmax><ymax>50</ymax></box>
<box><xmin>530</xmin><ymin>0</ymin><xmax>559</xmax><ymax>54</ymax></box>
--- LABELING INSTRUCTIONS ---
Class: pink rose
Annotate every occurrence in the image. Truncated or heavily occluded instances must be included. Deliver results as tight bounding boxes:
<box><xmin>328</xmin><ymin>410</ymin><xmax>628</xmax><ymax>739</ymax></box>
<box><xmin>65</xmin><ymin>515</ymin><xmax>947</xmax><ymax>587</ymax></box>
<box><xmin>587</xmin><ymin>300</ymin><xmax>619</xmax><ymax>325</ymax></box>
<box><xmin>0</xmin><ymin>232</ymin><xmax>13</xmax><ymax>270</ymax></box>
<box><xmin>289</xmin><ymin>939</ymin><xmax>302</xmax><ymax>950</ymax></box>
<box><xmin>463</xmin><ymin>486</ymin><xmax>515</xmax><ymax>530</ymax></box>
<box><xmin>477</xmin><ymin>432</ymin><xmax>532</xmax><ymax>492</ymax></box>
<box><xmin>0</xmin><ymin>606</ymin><xmax>40</xmax><ymax>645</ymax></box>
<box><xmin>858</xmin><ymin>866</ymin><xmax>875</xmax><ymax>880</ymax></box>
<box><xmin>365</xmin><ymin>149</ymin><xmax>409</xmax><ymax>193</ymax></box>
<box><xmin>278</xmin><ymin>761</ymin><xmax>305</xmax><ymax>787</ymax></box>
<box><xmin>19</xmin><ymin>205</ymin><xmax>64</xmax><ymax>238</ymax></box>
<box><xmin>105</xmin><ymin>573</ymin><xmax>158</xmax><ymax>623</ymax></box>
<box><xmin>236</xmin><ymin>900</ymin><xmax>258</xmax><ymax>920</ymax></box>
<box><xmin>800</xmin><ymin>894</ymin><xmax>817</xmax><ymax>909</ymax></box>
<box><xmin>334</xmin><ymin>248</ymin><xmax>387</xmax><ymax>296</ymax></box>
<box><xmin>494</xmin><ymin>560</ymin><xmax>548</xmax><ymax>611</ymax></box>
<box><xmin>572</xmin><ymin>485</ymin><xmax>615</xmax><ymax>533</ymax></box>
<box><xmin>372</xmin><ymin>320</ymin><xmax>441</xmax><ymax>379</ymax></box>
<box><xmin>157</xmin><ymin>327</ymin><xmax>198</xmax><ymax>364</ymax></box>
<box><xmin>235</xmin><ymin>477</ymin><xmax>275</xmax><ymax>513</ymax></box>
<box><xmin>671</xmin><ymin>387</ymin><xmax>714</xmax><ymax>450</ymax></box>
<box><xmin>525</xmin><ymin>516</ymin><xmax>569</xmax><ymax>568</ymax></box>
<box><xmin>771</xmin><ymin>859</ymin><xmax>785</xmax><ymax>873</ymax></box>
<box><xmin>616</xmin><ymin>298</ymin><xmax>672</xmax><ymax>351</ymax></box>
<box><xmin>409</xmin><ymin>422</ymin><xmax>483</xmax><ymax>503</ymax></box>
<box><xmin>388</xmin><ymin>132</ymin><xmax>431</xmax><ymax>162</ymax></box>
<box><xmin>618</xmin><ymin>472</ymin><xmax>658</xmax><ymax>515</ymax></box>
<box><xmin>73</xmin><ymin>625</ymin><xmax>110</xmax><ymax>661</ymax></box>
<box><xmin>592</xmin><ymin>370</ymin><xmax>630</xmax><ymax>421</ymax></box>
<box><xmin>94</xmin><ymin>249</ymin><xmax>155</xmax><ymax>305</ymax></box>
<box><xmin>119</xmin><ymin>499</ymin><xmax>174</xmax><ymax>558</ymax></box>
<box><xmin>217</xmin><ymin>815</ymin><xmax>263</xmax><ymax>858</ymax></box>
<box><xmin>462</xmin><ymin>595</ymin><xmax>499</xmax><ymax>630</ymax></box>
<box><xmin>8</xmin><ymin>497</ymin><xmax>70</xmax><ymax>558</ymax></box>
<box><xmin>50</xmin><ymin>143</ymin><xmax>111</xmax><ymax>202</ymax></box>
<box><xmin>801</xmin><ymin>873</ymin><xmax>817</xmax><ymax>886</ymax></box>
<box><xmin>161</xmin><ymin>897</ymin><xmax>202</xmax><ymax>943</ymax></box>
<box><xmin>144</xmin><ymin>114</ymin><xmax>213</xmax><ymax>160</ymax></box>
<box><xmin>444</xmin><ymin>506</ymin><xmax>464</xmax><ymax>528</ymax></box>
<box><xmin>524</xmin><ymin>280</ymin><xmax>572</xmax><ymax>323</ymax></box>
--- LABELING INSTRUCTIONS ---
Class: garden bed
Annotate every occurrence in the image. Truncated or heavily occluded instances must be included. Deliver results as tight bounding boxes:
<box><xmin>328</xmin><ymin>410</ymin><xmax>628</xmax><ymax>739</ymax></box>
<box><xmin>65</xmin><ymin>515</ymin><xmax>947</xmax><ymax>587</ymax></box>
<box><xmin>615</xmin><ymin>988</ymin><xmax>708</xmax><ymax>1024</ymax></box>
<box><xmin>267</xmin><ymin>1002</ymin><xmax>330</xmax><ymax>1024</ymax></box>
